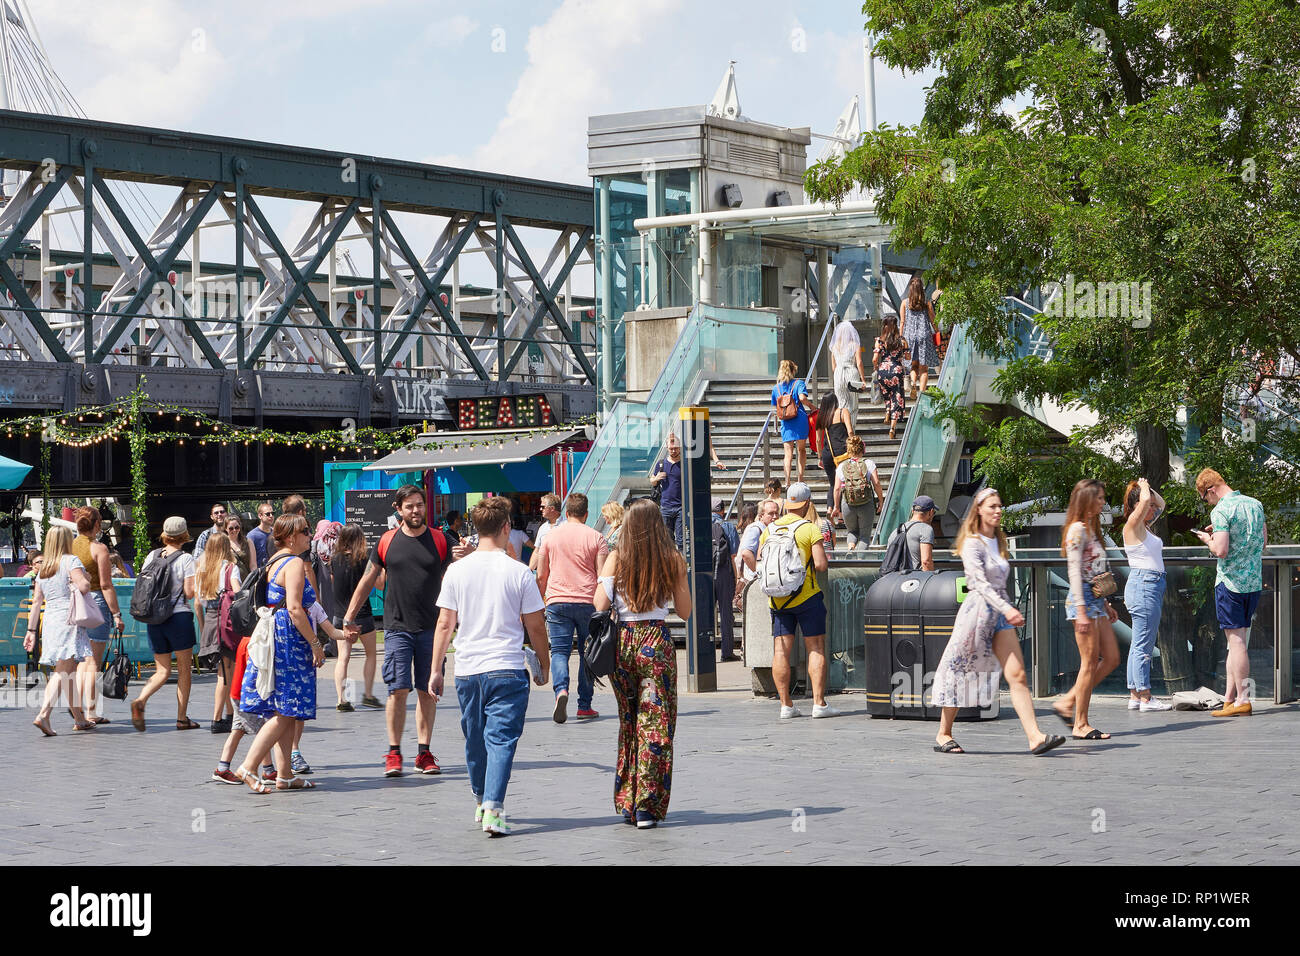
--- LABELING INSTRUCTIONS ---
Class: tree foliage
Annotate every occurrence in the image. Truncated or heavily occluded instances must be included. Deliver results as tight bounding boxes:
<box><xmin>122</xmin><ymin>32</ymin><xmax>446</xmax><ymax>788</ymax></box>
<box><xmin>807</xmin><ymin>0</ymin><xmax>1300</xmax><ymax>536</ymax></box>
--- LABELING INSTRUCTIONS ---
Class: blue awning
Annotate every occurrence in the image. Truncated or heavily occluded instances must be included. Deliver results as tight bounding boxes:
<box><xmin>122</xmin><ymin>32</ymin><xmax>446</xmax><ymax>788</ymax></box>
<box><xmin>0</xmin><ymin>454</ymin><xmax>32</xmax><ymax>490</ymax></box>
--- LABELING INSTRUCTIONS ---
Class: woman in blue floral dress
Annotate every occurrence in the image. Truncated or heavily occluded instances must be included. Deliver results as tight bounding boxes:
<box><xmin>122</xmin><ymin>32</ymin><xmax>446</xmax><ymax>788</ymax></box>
<box><xmin>234</xmin><ymin>514</ymin><xmax>325</xmax><ymax>793</ymax></box>
<box><xmin>931</xmin><ymin>488</ymin><xmax>1066</xmax><ymax>756</ymax></box>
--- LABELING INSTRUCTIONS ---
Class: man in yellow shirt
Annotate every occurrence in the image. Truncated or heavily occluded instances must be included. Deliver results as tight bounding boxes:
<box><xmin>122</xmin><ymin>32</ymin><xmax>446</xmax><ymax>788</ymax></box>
<box><xmin>758</xmin><ymin>483</ymin><xmax>834</xmax><ymax>720</ymax></box>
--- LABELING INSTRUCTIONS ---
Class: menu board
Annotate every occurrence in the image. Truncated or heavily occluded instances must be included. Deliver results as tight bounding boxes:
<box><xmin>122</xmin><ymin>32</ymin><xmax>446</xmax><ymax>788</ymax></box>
<box><xmin>343</xmin><ymin>489</ymin><xmax>398</xmax><ymax>546</ymax></box>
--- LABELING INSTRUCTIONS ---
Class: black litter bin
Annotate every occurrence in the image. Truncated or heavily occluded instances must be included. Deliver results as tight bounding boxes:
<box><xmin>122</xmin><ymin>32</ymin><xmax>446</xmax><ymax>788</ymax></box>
<box><xmin>864</xmin><ymin>570</ymin><xmax>994</xmax><ymax>721</ymax></box>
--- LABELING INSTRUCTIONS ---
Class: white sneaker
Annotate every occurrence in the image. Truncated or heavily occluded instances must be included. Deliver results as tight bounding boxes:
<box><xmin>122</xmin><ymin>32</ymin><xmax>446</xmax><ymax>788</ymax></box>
<box><xmin>1139</xmin><ymin>698</ymin><xmax>1173</xmax><ymax>712</ymax></box>
<box><xmin>1127</xmin><ymin>698</ymin><xmax>1141</xmax><ymax>710</ymax></box>
<box><xmin>811</xmin><ymin>703</ymin><xmax>840</xmax><ymax>719</ymax></box>
<box><xmin>779</xmin><ymin>704</ymin><xmax>802</xmax><ymax>720</ymax></box>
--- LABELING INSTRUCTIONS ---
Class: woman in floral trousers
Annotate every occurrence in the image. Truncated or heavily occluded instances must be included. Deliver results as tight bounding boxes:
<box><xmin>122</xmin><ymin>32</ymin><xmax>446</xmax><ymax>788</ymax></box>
<box><xmin>594</xmin><ymin>499</ymin><xmax>693</xmax><ymax>829</ymax></box>
<box><xmin>873</xmin><ymin>314</ymin><xmax>911</xmax><ymax>440</ymax></box>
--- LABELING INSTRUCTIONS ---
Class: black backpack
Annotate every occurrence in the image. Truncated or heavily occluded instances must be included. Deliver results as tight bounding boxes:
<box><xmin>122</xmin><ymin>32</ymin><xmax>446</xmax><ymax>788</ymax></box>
<box><xmin>880</xmin><ymin>520</ymin><xmax>919</xmax><ymax>575</ymax></box>
<box><xmin>128</xmin><ymin>549</ymin><xmax>183</xmax><ymax>625</ymax></box>
<box><xmin>227</xmin><ymin>562</ymin><xmax>272</xmax><ymax>636</ymax></box>
<box><xmin>711</xmin><ymin>520</ymin><xmax>733</xmax><ymax>577</ymax></box>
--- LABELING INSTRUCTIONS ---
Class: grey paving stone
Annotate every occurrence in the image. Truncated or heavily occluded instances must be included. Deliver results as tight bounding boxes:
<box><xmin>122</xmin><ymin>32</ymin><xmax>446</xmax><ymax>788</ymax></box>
<box><xmin>3</xmin><ymin>656</ymin><xmax>1298</xmax><ymax>864</ymax></box>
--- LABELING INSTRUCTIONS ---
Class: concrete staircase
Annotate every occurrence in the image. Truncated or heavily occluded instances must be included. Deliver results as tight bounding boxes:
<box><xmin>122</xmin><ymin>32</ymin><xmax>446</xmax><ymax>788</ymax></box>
<box><xmin>702</xmin><ymin>377</ymin><xmax>904</xmax><ymax>515</ymax></box>
<box><xmin>657</xmin><ymin>375</ymin><xmax>906</xmax><ymax>647</ymax></box>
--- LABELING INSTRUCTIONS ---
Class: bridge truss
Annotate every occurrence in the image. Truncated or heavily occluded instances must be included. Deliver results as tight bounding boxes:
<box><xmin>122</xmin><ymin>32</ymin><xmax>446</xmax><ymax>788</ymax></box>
<box><xmin>0</xmin><ymin>110</ymin><xmax>596</xmax><ymax>385</ymax></box>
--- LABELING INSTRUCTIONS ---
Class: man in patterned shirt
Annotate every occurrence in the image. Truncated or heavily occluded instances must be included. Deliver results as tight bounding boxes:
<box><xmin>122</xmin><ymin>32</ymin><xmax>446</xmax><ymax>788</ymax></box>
<box><xmin>1193</xmin><ymin>469</ymin><xmax>1267</xmax><ymax>717</ymax></box>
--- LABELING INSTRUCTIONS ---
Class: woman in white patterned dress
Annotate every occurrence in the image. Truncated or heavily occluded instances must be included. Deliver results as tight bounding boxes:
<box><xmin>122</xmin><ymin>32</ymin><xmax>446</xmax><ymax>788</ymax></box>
<box><xmin>902</xmin><ymin>274</ymin><xmax>939</xmax><ymax>401</ymax></box>
<box><xmin>23</xmin><ymin>527</ymin><xmax>96</xmax><ymax>735</ymax></box>
<box><xmin>931</xmin><ymin>488</ymin><xmax>1065</xmax><ymax>756</ymax></box>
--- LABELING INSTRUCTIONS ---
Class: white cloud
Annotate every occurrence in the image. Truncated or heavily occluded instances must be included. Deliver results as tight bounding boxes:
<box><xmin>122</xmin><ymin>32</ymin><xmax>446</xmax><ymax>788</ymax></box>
<box><xmin>429</xmin><ymin>0</ymin><xmax>686</xmax><ymax>184</ymax></box>
<box><xmin>423</xmin><ymin>14</ymin><xmax>479</xmax><ymax>48</ymax></box>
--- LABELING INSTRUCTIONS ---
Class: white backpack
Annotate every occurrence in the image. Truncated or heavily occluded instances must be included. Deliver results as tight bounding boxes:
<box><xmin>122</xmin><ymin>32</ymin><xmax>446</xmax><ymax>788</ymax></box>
<box><xmin>758</xmin><ymin>518</ymin><xmax>811</xmax><ymax>604</ymax></box>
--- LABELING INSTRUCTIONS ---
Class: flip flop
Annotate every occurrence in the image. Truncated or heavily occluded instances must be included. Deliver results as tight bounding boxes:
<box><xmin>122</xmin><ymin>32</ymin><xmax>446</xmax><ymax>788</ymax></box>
<box><xmin>933</xmin><ymin>739</ymin><xmax>965</xmax><ymax>753</ymax></box>
<box><xmin>1053</xmin><ymin>706</ymin><xmax>1074</xmax><ymax>727</ymax></box>
<box><xmin>1031</xmin><ymin>734</ymin><xmax>1067</xmax><ymax>755</ymax></box>
<box><xmin>1072</xmin><ymin>729</ymin><xmax>1110</xmax><ymax>740</ymax></box>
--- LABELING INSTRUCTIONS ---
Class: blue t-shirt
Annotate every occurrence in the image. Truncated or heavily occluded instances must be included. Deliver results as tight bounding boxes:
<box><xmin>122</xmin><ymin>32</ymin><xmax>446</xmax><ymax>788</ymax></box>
<box><xmin>247</xmin><ymin>526</ymin><xmax>272</xmax><ymax>568</ymax></box>
<box><xmin>656</xmin><ymin>457</ymin><xmax>683</xmax><ymax>511</ymax></box>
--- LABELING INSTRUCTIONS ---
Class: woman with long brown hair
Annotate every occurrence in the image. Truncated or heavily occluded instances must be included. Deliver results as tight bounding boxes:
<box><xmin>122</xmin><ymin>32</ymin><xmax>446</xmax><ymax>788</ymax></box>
<box><xmin>330</xmin><ymin>523</ymin><xmax>380</xmax><ymax>711</ymax></box>
<box><xmin>235</xmin><ymin>513</ymin><xmax>324</xmax><ymax>792</ymax></box>
<box><xmin>902</xmin><ymin>273</ymin><xmax>939</xmax><ymax>401</ymax></box>
<box><xmin>71</xmin><ymin>506</ymin><xmax>123</xmax><ymax>723</ymax></box>
<box><xmin>872</xmin><ymin>313</ymin><xmax>911</xmax><ymax>439</ymax></box>
<box><xmin>195</xmin><ymin>531</ymin><xmax>239</xmax><ymax>732</ymax></box>
<box><xmin>1053</xmin><ymin>479</ymin><xmax>1121</xmax><ymax>739</ymax></box>
<box><xmin>593</xmin><ymin>498</ymin><xmax>692</xmax><ymax>829</ymax></box>
<box><xmin>931</xmin><ymin>489</ymin><xmax>1065</xmax><ymax>755</ymax></box>
<box><xmin>23</xmin><ymin>527</ymin><xmax>96</xmax><ymax>735</ymax></box>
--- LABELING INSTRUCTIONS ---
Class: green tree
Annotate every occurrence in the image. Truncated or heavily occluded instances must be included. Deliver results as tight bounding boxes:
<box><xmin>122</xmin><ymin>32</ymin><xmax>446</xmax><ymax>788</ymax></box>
<box><xmin>808</xmin><ymin>0</ymin><xmax>1300</xmax><ymax>536</ymax></box>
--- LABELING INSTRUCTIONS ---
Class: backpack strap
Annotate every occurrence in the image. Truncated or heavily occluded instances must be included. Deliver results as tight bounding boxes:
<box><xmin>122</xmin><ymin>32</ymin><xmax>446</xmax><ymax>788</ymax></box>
<box><xmin>376</xmin><ymin>528</ymin><xmax>398</xmax><ymax>565</ymax></box>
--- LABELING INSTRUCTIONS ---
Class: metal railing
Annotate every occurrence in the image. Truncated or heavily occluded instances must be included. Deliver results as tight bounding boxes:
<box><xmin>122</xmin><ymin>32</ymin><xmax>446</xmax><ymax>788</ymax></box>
<box><xmin>724</xmin><ymin>311</ymin><xmax>840</xmax><ymax>521</ymax></box>
<box><xmin>747</xmin><ymin>545</ymin><xmax>1299</xmax><ymax>703</ymax></box>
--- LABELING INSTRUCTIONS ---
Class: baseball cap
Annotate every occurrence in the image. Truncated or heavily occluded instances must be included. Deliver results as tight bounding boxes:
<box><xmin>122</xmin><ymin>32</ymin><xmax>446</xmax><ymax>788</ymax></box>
<box><xmin>786</xmin><ymin>482</ymin><xmax>812</xmax><ymax>505</ymax></box>
<box><xmin>162</xmin><ymin>516</ymin><xmax>190</xmax><ymax>540</ymax></box>
<box><xmin>913</xmin><ymin>495</ymin><xmax>937</xmax><ymax>513</ymax></box>
<box><xmin>712</xmin><ymin>496</ymin><xmax>726</xmax><ymax>513</ymax></box>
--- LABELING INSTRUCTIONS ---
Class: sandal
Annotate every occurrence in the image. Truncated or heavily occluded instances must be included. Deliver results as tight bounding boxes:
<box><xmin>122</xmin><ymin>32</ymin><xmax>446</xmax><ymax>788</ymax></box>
<box><xmin>175</xmin><ymin>717</ymin><xmax>200</xmax><ymax>730</ymax></box>
<box><xmin>91</xmin><ymin>716</ymin><xmax>111</xmax><ymax>725</ymax></box>
<box><xmin>130</xmin><ymin>700</ymin><xmax>146</xmax><ymax>732</ymax></box>
<box><xmin>33</xmin><ymin>716</ymin><xmax>56</xmax><ymax>737</ymax></box>
<box><xmin>234</xmin><ymin>766</ymin><xmax>270</xmax><ymax>794</ymax></box>
<box><xmin>1031</xmin><ymin>734</ymin><xmax>1067</xmax><ymax>755</ymax></box>
<box><xmin>1072</xmin><ymin>728</ymin><xmax>1111</xmax><ymax>740</ymax></box>
<box><xmin>1052</xmin><ymin>705</ymin><xmax>1074</xmax><ymax>727</ymax></box>
<box><xmin>933</xmin><ymin>739</ymin><xmax>965</xmax><ymax>754</ymax></box>
<box><xmin>275</xmin><ymin>777</ymin><xmax>317</xmax><ymax>791</ymax></box>
<box><xmin>72</xmin><ymin>719</ymin><xmax>97</xmax><ymax>731</ymax></box>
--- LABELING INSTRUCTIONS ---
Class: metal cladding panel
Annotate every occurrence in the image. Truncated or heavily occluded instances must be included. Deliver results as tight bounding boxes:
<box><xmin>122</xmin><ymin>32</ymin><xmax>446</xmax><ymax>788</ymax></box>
<box><xmin>0</xmin><ymin>111</ymin><xmax>593</xmax><ymax>228</ymax></box>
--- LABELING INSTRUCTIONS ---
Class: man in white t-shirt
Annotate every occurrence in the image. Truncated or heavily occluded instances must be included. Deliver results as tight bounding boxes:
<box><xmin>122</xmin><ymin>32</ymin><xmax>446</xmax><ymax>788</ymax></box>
<box><xmin>528</xmin><ymin>494</ymin><xmax>563</xmax><ymax>570</ymax></box>
<box><xmin>431</xmin><ymin>497</ymin><xmax>550</xmax><ymax>838</ymax></box>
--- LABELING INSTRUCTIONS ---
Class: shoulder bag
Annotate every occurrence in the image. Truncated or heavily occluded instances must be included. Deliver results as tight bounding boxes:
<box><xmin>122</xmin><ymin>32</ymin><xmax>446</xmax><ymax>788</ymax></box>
<box><xmin>584</xmin><ymin>600</ymin><xmax>620</xmax><ymax>683</ymax></box>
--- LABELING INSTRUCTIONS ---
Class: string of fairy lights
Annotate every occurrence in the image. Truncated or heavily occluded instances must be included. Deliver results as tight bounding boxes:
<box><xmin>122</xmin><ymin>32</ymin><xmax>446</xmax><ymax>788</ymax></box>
<box><xmin>4</xmin><ymin>379</ymin><xmax>595</xmax><ymax>559</ymax></box>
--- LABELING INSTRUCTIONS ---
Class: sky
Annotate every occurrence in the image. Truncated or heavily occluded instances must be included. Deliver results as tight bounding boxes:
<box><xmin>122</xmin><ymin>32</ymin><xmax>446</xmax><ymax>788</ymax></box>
<box><xmin>16</xmin><ymin>0</ymin><xmax>938</xmax><ymax>283</ymax></box>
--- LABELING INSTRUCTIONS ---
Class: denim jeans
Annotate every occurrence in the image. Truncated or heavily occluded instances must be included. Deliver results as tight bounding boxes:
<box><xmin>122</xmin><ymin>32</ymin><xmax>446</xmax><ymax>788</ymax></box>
<box><xmin>661</xmin><ymin>507</ymin><xmax>684</xmax><ymax>548</ymax></box>
<box><xmin>1124</xmin><ymin>569</ymin><xmax>1166</xmax><ymax>691</ymax></box>
<box><xmin>545</xmin><ymin>602</ymin><xmax>595</xmax><ymax>710</ymax></box>
<box><xmin>455</xmin><ymin>669</ymin><xmax>530</xmax><ymax>810</ymax></box>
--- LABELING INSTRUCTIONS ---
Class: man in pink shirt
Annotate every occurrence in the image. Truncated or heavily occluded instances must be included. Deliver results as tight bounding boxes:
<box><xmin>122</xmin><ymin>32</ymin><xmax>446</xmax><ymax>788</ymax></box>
<box><xmin>535</xmin><ymin>493</ymin><xmax>609</xmax><ymax>723</ymax></box>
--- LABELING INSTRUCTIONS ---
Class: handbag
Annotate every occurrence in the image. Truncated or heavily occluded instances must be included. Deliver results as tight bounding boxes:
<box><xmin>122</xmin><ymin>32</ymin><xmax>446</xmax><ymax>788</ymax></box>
<box><xmin>1090</xmin><ymin>570</ymin><xmax>1117</xmax><ymax>598</ymax></box>
<box><xmin>102</xmin><ymin>634</ymin><xmax>131</xmax><ymax>700</ymax></box>
<box><xmin>583</xmin><ymin>602</ymin><xmax>619</xmax><ymax>682</ymax></box>
<box><xmin>68</xmin><ymin>587</ymin><xmax>106</xmax><ymax>630</ymax></box>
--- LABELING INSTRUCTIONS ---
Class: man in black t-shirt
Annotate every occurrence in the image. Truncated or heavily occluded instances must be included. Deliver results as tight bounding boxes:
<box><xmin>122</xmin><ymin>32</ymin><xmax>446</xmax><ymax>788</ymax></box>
<box><xmin>343</xmin><ymin>485</ymin><xmax>451</xmax><ymax>778</ymax></box>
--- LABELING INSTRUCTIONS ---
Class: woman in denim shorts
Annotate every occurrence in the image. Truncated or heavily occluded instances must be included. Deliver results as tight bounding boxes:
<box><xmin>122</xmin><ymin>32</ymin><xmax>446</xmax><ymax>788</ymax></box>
<box><xmin>1055</xmin><ymin>479</ymin><xmax>1121</xmax><ymax>740</ymax></box>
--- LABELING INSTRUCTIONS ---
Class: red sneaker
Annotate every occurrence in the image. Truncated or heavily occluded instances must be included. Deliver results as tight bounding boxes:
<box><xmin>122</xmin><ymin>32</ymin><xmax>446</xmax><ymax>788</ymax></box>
<box><xmin>575</xmin><ymin>708</ymin><xmax>600</xmax><ymax>720</ymax></box>
<box><xmin>384</xmin><ymin>752</ymin><xmax>403</xmax><ymax>777</ymax></box>
<box><xmin>212</xmin><ymin>768</ymin><xmax>243</xmax><ymax>785</ymax></box>
<box><xmin>414</xmin><ymin>751</ymin><xmax>441</xmax><ymax>775</ymax></box>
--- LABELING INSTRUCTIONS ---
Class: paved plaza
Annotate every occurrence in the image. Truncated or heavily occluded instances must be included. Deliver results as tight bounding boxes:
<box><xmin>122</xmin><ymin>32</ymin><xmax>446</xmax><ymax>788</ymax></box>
<box><xmin>3</xmin><ymin>654</ymin><xmax>1297</xmax><ymax>866</ymax></box>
